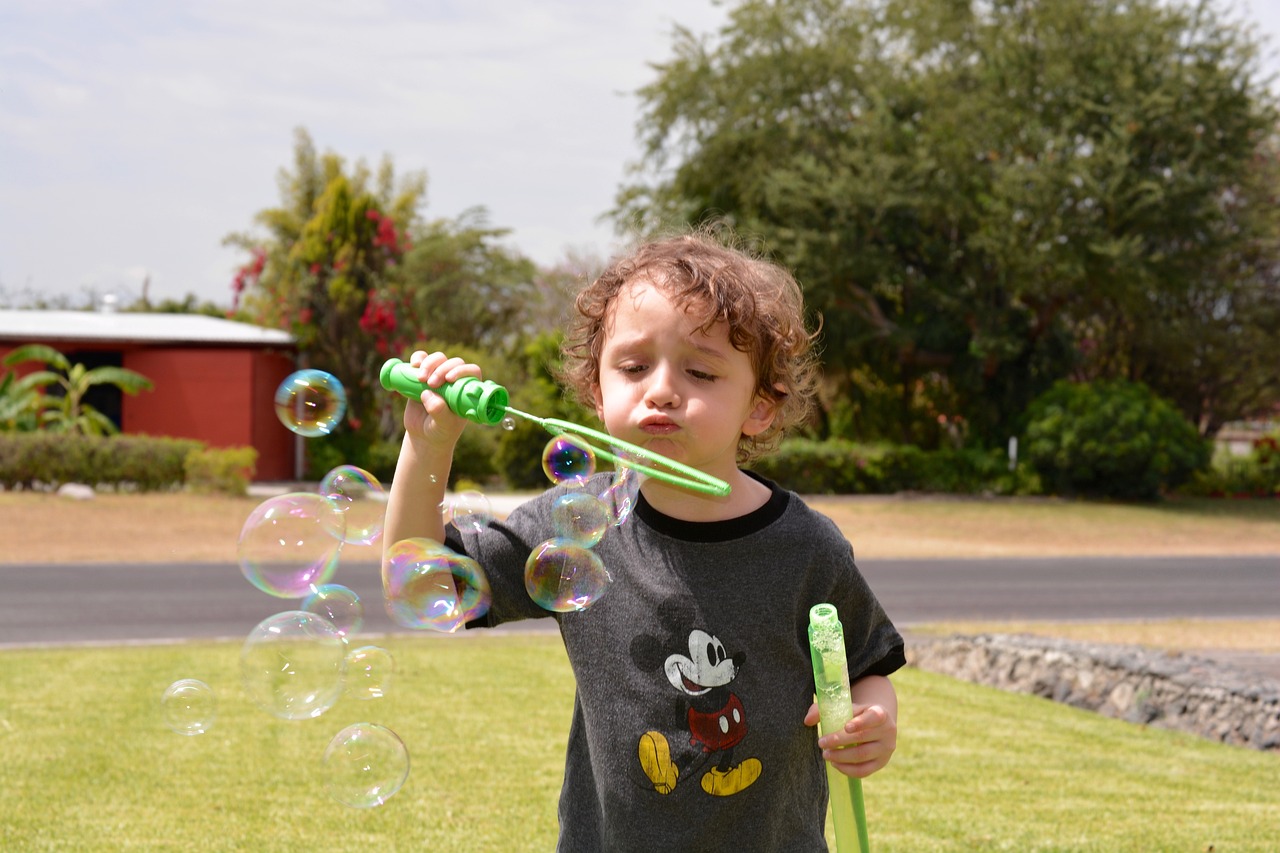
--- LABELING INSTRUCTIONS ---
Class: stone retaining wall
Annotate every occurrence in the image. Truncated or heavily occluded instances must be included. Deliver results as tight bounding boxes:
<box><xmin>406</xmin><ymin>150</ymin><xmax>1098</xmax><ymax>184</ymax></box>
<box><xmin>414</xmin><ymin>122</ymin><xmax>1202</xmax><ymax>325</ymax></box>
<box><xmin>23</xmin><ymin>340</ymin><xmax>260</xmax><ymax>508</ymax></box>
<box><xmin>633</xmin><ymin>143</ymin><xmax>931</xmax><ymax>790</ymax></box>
<box><xmin>906</xmin><ymin>633</ymin><xmax>1280</xmax><ymax>751</ymax></box>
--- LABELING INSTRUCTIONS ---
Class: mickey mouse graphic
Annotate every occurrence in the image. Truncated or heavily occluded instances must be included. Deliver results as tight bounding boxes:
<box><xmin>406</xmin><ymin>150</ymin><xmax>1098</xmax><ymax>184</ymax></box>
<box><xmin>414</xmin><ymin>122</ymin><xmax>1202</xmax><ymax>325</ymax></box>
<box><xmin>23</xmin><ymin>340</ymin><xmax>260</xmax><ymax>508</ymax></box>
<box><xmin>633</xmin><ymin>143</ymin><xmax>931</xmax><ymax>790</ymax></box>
<box><xmin>629</xmin><ymin>600</ymin><xmax>762</xmax><ymax>797</ymax></box>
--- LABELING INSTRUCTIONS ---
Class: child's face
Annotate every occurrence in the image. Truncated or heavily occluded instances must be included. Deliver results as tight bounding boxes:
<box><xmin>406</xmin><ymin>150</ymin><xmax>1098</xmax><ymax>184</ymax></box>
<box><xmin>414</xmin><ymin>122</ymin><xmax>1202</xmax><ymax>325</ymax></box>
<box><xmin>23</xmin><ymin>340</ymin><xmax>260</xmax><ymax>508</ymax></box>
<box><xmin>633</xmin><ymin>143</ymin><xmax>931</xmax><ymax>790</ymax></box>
<box><xmin>592</xmin><ymin>277</ymin><xmax>776</xmax><ymax>478</ymax></box>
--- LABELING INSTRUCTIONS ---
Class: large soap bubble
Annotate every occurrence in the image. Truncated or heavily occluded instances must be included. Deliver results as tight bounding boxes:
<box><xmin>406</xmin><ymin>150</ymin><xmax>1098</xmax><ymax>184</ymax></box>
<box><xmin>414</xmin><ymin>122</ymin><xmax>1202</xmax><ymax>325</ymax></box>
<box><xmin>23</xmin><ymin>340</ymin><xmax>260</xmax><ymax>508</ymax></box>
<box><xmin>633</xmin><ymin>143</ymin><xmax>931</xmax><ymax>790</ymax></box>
<box><xmin>274</xmin><ymin>369</ymin><xmax>347</xmax><ymax>437</ymax></box>
<box><xmin>161</xmin><ymin>678</ymin><xmax>216</xmax><ymax>736</ymax></box>
<box><xmin>319</xmin><ymin>465</ymin><xmax>386</xmax><ymax>546</ymax></box>
<box><xmin>322</xmin><ymin>722</ymin><xmax>410</xmax><ymax>808</ymax></box>
<box><xmin>551</xmin><ymin>491</ymin><xmax>611</xmax><ymax>548</ymax></box>
<box><xmin>240</xmin><ymin>610</ymin><xmax>347</xmax><ymax>720</ymax></box>
<box><xmin>301</xmin><ymin>583</ymin><xmax>364</xmax><ymax>639</ymax></box>
<box><xmin>382</xmin><ymin>538</ymin><xmax>491</xmax><ymax>632</ymax></box>
<box><xmin>524</xmin><ymin>538</ymin><xmax>611</xmax><ymax>612</ymax></box>
<box><xmin>238</xmin><ymin>492</ymin><xmax>346</xmax><ymax>599</ymax></box>
<box><xmin>541</xmin><ymin>434</ymin><xmax>596</xmax><ymax>487</ymax></box>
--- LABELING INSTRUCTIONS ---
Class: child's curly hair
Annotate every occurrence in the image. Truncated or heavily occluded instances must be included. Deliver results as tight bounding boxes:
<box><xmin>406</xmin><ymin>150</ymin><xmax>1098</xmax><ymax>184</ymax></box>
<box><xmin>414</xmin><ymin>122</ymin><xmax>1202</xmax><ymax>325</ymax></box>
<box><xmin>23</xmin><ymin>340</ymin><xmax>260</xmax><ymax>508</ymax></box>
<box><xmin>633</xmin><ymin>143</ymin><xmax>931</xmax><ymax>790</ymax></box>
<box><xmin>559</xmin><ymin>231</ymin><xmax>820</xmax><ymax>464</ymax></box>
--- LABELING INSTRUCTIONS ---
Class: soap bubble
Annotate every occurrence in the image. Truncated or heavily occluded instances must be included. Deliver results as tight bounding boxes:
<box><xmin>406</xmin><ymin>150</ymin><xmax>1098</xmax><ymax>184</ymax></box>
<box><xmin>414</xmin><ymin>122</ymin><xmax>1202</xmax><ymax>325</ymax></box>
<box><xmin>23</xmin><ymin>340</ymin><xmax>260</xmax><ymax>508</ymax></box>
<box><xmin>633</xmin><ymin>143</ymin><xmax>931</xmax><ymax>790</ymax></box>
<box><xmin>319</xmin><ymin>465</ymin><xmax>386</xmax><ymax>545</ymax></box>
<box><xmin>524</xmin><ymin>538</ymin><xmax>611</xmax><ymax>612</ymax></box>
<box><xmin>322</xmin><ymin>722</ymin><xmax>410</xmax><ymax>809</ymax></box>
<box><xmin>551</xmin><ymin>492</ymin><xmax>611</xmax><ymax>548</ymax></box>
<box><xmin>383</xmin><ymin>538</ymin><xmax>491</xmax><ymax>632</ymax></box>
<box><xmin>161</xmin><ymin>678</ymin><xmax>216</xmax><ymax>736</ymax></box>
<box><xmin>448</xmin><ymin>490</ymin><xmax>494</xmax><ymax>533</ymax></box>
<box><xmin>345</xmin><ymin>645</ymin><xmax>394</xmax><ymax>700</ymax></box>
<box><xmin>238</xmin><ymin>493</ymin><xmax>345</xmax><ymax>598</ymax></box>
<box><xmin>302</xmin><ymin>584</ymin><xmax>364</xmax><ymax>639</ymax></box>
<box><xmin>500</xmin><ymin>416</ymin><xmax>517</xmax><ymax>431</ymax></box>
<box><xmin>600</xmin><ymin>463</ymin><xmax>642</xmax><ymax>527</ymax></box>
<box><xmin>274</xmin><ymin>369</ymin><xmax>347</xmax><ymax>437</ymax></box>
<box><xmin>541</xmin><ymin>434</ymin><xmax>596</xmax><ymax>487</ymax></box>
<box><xmin>240</xmin><ymin>610</ymin><xmax>347</xmax><ymax>720</ymax></box>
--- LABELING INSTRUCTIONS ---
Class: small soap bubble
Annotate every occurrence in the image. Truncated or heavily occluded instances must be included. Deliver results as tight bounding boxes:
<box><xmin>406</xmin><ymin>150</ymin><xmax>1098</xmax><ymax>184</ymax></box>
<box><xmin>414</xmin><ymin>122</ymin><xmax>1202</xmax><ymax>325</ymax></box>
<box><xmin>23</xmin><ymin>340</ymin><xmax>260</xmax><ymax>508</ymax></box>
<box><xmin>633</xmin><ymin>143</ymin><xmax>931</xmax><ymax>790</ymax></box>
<box><xmin>161</xmin><ymin>678</ymin><xmax>216</xmax><ymax>736</ymax></box>
<box><xmin>322</xmin><ymin>722</ymin><xmax>410</xmax><ymax>809</ymax></box>
<box><xmin>238</xmin><ymin>493</ymin><xmax>346</xmax><ymax>598</ymax></box>
<box><xmin>345</xmin><ymin>645</ymin><xmax>394</xmax><ymax>700</ymax></box>
<box><xmin>541</xmin><ymin>434</ymin><xmax>596</xmax><ymax>487</ymax></box>
<box><xmin>319</xmin><ymin>465</ymin><xmax>387</xmax><ymax>545</ymax></box>
<box><xmin>500</xmin><ymin>416</ymin><xmax>517</xmax><ymax>431</ymax></box>
<box><xmin>274</xmin><ymin>369</ymin><xmax>347</xmax><ymax>437</ymax></box>
<box><xmin>240</xmin><ymin>610</ymin><xmax>347</xmax><ymax>720</ymax></box>
<box><xmin>524</xmin><ymin>538</ymin><xmax>611</xmax><ymax>612</ymax></box>
<box><xmin>383</xmin><ymin>538</ymin><xmax>491</xmax><ymax>632</ymax></box>
<box><xmin>302</xmin><ymin>584</ymin><xmax>364</xmax><ymax>639</ymax></box>
<box><xmin>551</xmin><ymin>492</ymin><xmax>611</xmax><ymax>548</ymax></box>
<box><xmin>601</xmin><ymin>464</ymin><xmax>642</xmax><ymax>527</ymax></box>
<box><xmin>448</xmin><ymin>490</ymin><xmax>495</xmax><ymax>533</ymax></box>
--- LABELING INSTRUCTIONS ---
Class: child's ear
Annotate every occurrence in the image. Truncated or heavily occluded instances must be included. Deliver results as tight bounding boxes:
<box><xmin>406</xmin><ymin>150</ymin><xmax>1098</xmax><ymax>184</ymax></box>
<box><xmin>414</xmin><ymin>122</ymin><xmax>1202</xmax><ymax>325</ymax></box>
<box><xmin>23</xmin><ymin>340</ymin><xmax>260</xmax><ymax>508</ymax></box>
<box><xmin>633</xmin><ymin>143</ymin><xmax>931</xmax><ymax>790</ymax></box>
<box><xmin>740</xmin><ymin>395</ymin><xmax>779</xmax><ymax>437</ymax></box>
<box><xmin>592</xmin><ymin>382</ymin><xmax>605</xmax><ymax>420</ymax></box>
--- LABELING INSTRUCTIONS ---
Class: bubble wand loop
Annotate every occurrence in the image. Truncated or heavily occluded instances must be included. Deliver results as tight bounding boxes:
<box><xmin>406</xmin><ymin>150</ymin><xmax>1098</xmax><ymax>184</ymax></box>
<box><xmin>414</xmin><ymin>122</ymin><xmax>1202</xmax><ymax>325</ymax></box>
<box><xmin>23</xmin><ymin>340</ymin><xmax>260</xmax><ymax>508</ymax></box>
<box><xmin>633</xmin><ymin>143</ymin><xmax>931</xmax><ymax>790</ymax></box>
<box><xmin>379</xmin><ymin>358</ymin><xmax>731</xmax><ymax>497</ymax></box>
<box><xmin>809</xmin><ymin>603</ymin><xmax>870</xmax><ymax>853</ymax></box>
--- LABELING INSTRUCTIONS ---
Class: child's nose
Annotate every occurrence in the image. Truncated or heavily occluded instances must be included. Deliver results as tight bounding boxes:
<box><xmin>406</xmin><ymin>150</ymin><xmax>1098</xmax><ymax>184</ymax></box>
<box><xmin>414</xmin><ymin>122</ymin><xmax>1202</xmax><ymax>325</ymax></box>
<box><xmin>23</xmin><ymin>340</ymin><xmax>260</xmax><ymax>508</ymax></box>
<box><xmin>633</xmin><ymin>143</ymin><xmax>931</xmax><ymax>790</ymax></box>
<box><xmin>644</xmin><ymin>364</ymin><xmax>681</xmax><ymax>408</ymax></box>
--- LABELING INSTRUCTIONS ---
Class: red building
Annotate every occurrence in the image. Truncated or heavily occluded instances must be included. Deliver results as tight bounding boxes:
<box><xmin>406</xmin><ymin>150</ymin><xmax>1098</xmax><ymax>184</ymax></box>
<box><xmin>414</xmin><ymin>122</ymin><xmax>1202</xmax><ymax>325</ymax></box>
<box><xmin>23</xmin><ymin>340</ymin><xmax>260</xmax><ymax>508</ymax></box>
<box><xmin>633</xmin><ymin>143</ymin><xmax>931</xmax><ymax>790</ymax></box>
<box><xmin>0</xmin><ymin>309</ymin><xmax>300</xmax><ymax>481</ymax></box>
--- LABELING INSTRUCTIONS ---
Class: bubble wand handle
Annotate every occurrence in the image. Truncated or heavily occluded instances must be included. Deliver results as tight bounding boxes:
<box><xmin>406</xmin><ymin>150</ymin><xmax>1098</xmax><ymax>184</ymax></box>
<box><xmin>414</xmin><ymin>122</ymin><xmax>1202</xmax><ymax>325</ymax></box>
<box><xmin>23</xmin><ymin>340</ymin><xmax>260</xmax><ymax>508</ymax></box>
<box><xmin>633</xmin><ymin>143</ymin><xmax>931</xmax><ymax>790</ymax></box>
<box><xmin>379</xmin><ymin>358</ymin><xmax>730</xmax><ymax>497</ymax></box>
<box><xmin>808</xmin><ymin>603</ymin><xmax>870</xmax><ymax>853</ymax></box>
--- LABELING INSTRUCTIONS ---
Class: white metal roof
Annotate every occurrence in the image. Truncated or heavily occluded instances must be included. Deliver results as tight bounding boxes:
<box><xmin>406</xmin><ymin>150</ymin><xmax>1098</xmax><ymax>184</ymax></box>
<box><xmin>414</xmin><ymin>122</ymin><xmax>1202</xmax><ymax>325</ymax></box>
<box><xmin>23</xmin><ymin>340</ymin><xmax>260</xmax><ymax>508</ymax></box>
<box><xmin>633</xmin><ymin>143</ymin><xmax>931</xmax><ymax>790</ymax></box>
<box><xmin>0</xmin><ymin>310</ymin><xmax>294</xmax><ymax>346</ymax></box>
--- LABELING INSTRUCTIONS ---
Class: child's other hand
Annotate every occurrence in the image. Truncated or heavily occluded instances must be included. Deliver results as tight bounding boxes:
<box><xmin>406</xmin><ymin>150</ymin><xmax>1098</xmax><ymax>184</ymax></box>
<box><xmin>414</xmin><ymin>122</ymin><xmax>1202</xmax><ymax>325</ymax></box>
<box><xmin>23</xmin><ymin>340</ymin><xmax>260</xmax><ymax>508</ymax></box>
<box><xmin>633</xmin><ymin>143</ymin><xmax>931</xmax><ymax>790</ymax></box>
<box><xmin>803</xmin><ymin>701</ymin><xmax>897</xmax><ymax>778</ymax></box>
<box><xmin>401</xmin><ymin>351</ymin><xmax>483</xmax><ymax>446</ymax></box>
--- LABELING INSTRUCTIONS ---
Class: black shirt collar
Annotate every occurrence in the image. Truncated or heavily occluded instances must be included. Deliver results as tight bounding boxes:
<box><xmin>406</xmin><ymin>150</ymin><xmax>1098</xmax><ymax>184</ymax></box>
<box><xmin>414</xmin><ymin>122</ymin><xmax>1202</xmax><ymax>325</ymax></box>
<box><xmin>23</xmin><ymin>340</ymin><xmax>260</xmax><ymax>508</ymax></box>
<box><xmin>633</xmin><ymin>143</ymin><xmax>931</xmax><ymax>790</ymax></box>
<box><xmin>634</xmin><ymin>470</ymin><xmax>789</xmax><ymax>543</ymax></box>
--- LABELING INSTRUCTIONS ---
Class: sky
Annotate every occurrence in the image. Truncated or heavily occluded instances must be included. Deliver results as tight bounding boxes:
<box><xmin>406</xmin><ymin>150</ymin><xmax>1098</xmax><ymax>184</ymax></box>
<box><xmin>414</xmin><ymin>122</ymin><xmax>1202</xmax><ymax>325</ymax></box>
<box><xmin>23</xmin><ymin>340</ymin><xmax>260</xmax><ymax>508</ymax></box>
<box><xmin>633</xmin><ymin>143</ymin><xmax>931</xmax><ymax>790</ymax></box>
<box><xmin>3</xmin><ymin>0</ymin><xmax>1280</xmax><ymax>309</ymax></box>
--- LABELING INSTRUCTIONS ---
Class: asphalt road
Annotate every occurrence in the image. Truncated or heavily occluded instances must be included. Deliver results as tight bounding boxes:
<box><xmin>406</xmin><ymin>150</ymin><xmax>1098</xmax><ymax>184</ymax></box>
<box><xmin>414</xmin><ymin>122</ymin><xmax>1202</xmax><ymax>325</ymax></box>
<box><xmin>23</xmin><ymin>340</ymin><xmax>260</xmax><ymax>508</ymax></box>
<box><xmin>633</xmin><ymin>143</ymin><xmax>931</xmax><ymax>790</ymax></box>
<box><xmin>0</xmin><ymin>555</ymin><xmax>1276</xmax><ymax>647</ymax></box>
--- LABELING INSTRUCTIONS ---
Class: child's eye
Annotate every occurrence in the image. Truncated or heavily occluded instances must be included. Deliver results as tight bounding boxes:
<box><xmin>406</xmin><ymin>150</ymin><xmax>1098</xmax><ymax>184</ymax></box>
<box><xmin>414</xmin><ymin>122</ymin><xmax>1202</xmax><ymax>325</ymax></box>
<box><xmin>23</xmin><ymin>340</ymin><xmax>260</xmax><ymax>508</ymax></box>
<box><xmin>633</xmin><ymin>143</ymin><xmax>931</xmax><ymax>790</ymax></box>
<box><xmin>620</xmin><ymin>364</ymin><xmax>648</xmax><ymax>376</ymax></box>
<box><xmin>688</xmin><ymin>370</ymin><xmax>717</xmax><ymax>382</ymax></box>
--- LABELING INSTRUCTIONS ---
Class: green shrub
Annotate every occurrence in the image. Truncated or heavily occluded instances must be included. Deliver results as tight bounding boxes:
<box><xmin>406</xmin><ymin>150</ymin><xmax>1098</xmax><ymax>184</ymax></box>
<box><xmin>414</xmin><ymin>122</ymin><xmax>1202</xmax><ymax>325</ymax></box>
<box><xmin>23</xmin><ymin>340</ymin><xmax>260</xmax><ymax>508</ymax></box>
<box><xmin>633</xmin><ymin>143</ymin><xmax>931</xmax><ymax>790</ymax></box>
<box><xmin>1180</xmin><ymin>432</ymin><xmax>1280</xmax><ymax>498</ymax></box>
<box><xmin>1022</xmin><ymin>379</ymin><xmax>1210</xmax><ymax>501</ymax></box>
<box><xmin>0</xmin><ymin>433</ymin><xmax>200</xmax><ymax>491</ymax></box>
<box><xmin>184</xmin><ymin>446</ymin><xmax>258</xmax><ymax>495</ymax></box>
<box><xmin>749</xmin><ymin>438</ymin><xmax>1036</xmax><ymax>495</ymax></box>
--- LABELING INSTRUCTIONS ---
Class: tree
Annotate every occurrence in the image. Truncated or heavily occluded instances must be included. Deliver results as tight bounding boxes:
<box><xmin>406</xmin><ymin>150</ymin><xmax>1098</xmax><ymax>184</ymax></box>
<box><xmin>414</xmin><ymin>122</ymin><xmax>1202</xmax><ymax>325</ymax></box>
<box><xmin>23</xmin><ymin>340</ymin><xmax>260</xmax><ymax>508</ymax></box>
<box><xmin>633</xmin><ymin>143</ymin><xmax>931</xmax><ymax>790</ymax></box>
<box><xmin>227</xmin><ymin>129</ymin><xmax>551</xmax><ymax>475</ymax></box>
<box><xmin>2</xmin><ymin>344</ymin><xmax>153</xmax><ymax>436</ymax></box>
<box><xmin>617</xmin><ymin>0</ymin><xmax>1280</xmax><ymax>445</ymax></box>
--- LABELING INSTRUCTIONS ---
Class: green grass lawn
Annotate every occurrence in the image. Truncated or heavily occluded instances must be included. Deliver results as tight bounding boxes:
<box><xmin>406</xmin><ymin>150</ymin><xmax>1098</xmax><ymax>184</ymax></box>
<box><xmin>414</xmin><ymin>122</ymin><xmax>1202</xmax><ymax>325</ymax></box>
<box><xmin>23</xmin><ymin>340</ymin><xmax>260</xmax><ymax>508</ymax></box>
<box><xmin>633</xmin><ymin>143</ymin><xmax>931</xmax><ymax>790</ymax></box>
<box><xmin>1</xmin><ymin>633</ymin><xmax>1276</xmax><ymax>852</ymax></box>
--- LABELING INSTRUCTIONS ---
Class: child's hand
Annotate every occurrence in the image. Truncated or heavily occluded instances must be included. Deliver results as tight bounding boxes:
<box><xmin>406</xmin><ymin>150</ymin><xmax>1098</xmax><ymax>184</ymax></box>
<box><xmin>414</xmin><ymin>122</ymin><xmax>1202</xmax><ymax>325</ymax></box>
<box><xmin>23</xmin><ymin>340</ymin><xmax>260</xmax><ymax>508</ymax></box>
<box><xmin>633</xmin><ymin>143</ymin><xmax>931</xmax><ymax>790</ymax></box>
<box><xmin>401</xmin><ymin>350</ymin><xmax>483</xmax><ymax>446</ymax></box>
<box><xmin>803</xmin><ymin>701</ymin><xmax>897</xmax><ymax>778</ymax></box>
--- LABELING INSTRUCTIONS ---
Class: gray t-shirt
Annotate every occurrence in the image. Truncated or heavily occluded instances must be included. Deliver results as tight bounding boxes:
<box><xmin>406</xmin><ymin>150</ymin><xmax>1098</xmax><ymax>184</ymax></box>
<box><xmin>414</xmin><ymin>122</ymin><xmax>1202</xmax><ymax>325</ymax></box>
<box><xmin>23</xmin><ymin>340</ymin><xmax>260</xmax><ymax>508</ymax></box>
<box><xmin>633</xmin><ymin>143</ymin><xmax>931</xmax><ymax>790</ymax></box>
<box><xmin>446</xmin><ymin>472</ymin><xmax>904</xmax><ymax>852</ymax></box>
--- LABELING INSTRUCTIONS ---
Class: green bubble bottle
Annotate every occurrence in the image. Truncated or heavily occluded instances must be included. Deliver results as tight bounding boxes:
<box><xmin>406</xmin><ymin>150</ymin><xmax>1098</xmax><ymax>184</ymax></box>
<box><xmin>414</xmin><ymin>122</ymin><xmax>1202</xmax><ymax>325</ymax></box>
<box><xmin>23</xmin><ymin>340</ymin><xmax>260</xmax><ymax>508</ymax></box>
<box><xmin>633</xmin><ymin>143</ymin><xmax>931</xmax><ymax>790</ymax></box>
<box><xmin>809</xmin><ymin>602</ymin><xmax>869</xmax><ymax>853</ymax></box>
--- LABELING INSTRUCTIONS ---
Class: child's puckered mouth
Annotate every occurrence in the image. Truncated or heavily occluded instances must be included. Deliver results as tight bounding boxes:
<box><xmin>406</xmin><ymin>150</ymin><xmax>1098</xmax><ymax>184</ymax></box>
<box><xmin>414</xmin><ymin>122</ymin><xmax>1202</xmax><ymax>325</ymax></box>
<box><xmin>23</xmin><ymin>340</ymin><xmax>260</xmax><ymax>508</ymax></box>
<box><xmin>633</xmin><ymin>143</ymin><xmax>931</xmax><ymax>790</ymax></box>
<box><xmin>639</xmin><ymin>415</ymin><xmax>679</xmax><ymax>434</ymax></box>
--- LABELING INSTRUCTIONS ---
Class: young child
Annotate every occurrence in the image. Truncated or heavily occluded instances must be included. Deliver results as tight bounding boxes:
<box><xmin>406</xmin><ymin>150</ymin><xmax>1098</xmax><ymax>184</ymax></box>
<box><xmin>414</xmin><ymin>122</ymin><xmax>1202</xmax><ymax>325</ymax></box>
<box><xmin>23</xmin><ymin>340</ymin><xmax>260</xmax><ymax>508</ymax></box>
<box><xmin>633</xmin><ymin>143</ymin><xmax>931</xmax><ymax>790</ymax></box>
<box><xmin>383</xmin><ymin>232</ymin><xmax>904</xmax><ymax>852</ymax></box>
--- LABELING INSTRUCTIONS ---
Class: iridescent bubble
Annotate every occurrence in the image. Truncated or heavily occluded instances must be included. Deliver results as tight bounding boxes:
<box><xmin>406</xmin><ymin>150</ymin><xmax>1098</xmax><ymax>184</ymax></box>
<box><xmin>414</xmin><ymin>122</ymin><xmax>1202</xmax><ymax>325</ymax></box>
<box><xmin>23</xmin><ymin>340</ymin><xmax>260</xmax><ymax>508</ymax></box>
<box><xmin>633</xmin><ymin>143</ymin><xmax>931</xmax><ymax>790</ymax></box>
<box><xmin>541</xmin><ymin>434</ymin><xmax>596</xmax><ymax>487</ymax></box>
<box><xmin>322</xmin><ymin>722</ymin><xmax>410</xmax><ymax>809</ymax></box>
<box><xmin>524</xmin><ymin>538</ymin><xmax>611</xmax><ymax>612</ymax></box>
<box><xmin>551</xmin><ymin>491</ymin><xmax>611</xmax><ymax>548</ymax></box>
<box><xmin>449</xmin><ymin>490</ymin><xmax>494</xmax><ymax>533</ymax></box>
<box><xmin>238</xmin><ymin>493</ymin><xmax>345</xmax><ymax>598</ymax></box>
<box><xmin>240</xmin><ymin>610</ymin><xmax>347</xmax><ymax>720</ymax></box>
<box><xmin>383</xmin><ymin>538</ymin><xmax>491</xmax><ymax>632</ymax></box>
<box><xmin>601</xmin><ymin>464</ymin><xmax>642</xmax><ymax>527</ymax></box>
<box><xmin>319</xmin><ymin>465</ymin><xmax>387</xmax><ymax>546</ymax></box>
<box><xmin>345</xmin><ymin>644</ymin><xmax>394</xmax><ymax>700</ymax></box>
<box><xmin>500</xmin><ymin>416</ymin><xmax>517</xmax><ymax>431</ymax></box>
<box><xmin>302</xmin><ymin>583</ymin><xmax>364</xmax><ymax>639</ymax></box>
<box><xmin>274</xmin><ymin>369</ymin><xmax>347</xmax><ymax>437</ymax></box>
<box><xmin>161</xmin><ymin>678</ymin><xmax>216</xmax><ymax>736</ymax></box>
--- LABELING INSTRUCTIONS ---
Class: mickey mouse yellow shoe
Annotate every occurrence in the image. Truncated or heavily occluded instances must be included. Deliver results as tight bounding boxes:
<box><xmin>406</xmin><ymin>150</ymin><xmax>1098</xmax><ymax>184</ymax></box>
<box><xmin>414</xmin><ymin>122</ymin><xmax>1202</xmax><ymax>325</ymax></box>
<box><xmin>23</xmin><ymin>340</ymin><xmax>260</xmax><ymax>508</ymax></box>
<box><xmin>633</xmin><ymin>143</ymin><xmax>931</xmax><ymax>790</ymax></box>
<box><xmin>638</xmin><ymin>731</ymin><xmax>679</xmax><ymax>795</ymax></box>
<box><xmin>699</xmin><ymin>758</ymin><xmax>762</xmax><ymax>796</ymax></box>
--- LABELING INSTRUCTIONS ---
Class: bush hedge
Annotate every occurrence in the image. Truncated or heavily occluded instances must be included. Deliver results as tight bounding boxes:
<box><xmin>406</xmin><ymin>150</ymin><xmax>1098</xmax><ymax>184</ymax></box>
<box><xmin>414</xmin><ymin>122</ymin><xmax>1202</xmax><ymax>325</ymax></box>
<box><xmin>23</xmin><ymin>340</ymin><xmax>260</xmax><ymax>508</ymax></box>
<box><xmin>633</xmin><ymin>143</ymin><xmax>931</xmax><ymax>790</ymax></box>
<box><xmin>749</xmin><ymin>438</ymin><xmax>1037</xmax><ymax>495</ymax></box>
<box><xmin>1022</xmin><ymin>379</ymin><xmax>1210</xmax><ymax>500</ymax></box>
<box><xmin>0</xmin><ymin>433</ymin><xmax>216</xmax><ymax>492</ymax></box>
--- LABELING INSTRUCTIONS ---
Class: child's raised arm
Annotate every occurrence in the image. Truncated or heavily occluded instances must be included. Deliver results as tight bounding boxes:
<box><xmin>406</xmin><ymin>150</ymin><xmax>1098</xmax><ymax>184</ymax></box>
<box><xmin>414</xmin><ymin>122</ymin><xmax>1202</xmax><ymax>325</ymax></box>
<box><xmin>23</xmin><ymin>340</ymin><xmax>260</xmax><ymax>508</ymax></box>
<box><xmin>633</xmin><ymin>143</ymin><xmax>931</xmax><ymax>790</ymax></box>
<box><xmin>382</xmin><ymin>350</ymin><xmax>485</xmax><ymax>552</ymax></box>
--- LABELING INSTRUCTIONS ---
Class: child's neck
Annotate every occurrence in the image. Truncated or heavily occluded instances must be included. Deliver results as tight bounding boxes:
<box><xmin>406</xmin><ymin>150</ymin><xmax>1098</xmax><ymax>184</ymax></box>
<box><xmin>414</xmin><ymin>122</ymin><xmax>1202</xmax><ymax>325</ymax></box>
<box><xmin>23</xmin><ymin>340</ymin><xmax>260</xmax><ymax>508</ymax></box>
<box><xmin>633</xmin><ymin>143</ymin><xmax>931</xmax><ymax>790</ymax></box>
<box><xmin>639</xmin><ymin>470</ymin><xmax>772</xmax><ymax>523</ymax></box>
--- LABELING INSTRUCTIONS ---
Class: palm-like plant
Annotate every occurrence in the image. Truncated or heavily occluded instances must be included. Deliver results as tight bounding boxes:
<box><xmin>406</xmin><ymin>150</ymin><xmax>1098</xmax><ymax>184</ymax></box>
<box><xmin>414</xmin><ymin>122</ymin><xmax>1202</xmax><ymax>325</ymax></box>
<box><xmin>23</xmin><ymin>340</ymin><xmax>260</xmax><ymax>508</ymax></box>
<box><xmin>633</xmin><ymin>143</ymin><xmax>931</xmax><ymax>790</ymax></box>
<box><xmin>2</xmin><ymin>344</ymin><xmax>154</xmax><ymax>436</ymax></box>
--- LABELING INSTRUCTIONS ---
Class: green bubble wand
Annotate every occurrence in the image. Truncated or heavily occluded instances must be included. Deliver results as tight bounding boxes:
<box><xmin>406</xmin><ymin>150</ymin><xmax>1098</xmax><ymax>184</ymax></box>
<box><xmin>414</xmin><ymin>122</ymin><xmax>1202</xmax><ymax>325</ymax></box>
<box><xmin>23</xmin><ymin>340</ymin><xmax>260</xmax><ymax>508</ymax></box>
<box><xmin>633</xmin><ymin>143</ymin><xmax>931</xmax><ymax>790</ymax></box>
<box><xmin>379</xmin><ymin>358</ymin><xmax>731</xmax><ymax>497</ymax></box>
<box><xmin>809</xmin><ymin>602</ymin><xmax>870</xmax><ymax>853</ymax></box>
